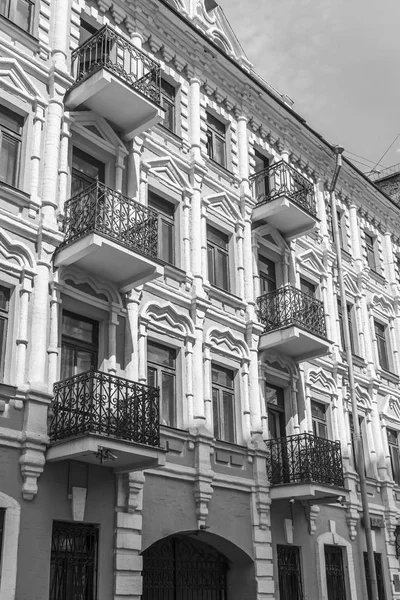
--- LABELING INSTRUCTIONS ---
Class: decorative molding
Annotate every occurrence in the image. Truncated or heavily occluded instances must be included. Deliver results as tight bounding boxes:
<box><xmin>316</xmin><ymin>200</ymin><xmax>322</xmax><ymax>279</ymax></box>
<box><xmin>204</xmin><ymin>326</ymin><xmax>249</xmax><ymax>361</ymax></box>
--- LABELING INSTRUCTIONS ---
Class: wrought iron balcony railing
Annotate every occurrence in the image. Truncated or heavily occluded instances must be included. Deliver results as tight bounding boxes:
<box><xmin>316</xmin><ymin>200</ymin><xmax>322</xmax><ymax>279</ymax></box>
<box><xmin>249</xmin><ymin>160</ymin><xmax>316</xmax><ymax>217</ymax></box>
<box><xmin>59</xmin><ymin>181</ymin><xmax>159</xmax><ymax>259</ymax></box>
<box><xmin>266</xmin><ymin>433</ymin><xmax>344</xmax><ymax>487</ymax></box>
<box><xmin>50</xmin><ymin>370</ymin><xmax>160</xmax><ymax>447</ymax></box>
<box><xmin>256</xmin><ymin>286</ymin><xmax>327</xmax><ymax>338</ymax></box>
<box><xmin>70</xmin><ymin>25</ymin><xmax>161</xmax><ymax>105</ymax></box>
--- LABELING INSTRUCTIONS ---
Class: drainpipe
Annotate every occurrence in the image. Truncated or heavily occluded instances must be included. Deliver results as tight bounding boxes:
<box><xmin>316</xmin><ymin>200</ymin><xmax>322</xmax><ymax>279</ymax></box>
<box><xmin>329</xmin><ymin>146</ymin><xmax>379</xmax><ymax>600</ymax></box>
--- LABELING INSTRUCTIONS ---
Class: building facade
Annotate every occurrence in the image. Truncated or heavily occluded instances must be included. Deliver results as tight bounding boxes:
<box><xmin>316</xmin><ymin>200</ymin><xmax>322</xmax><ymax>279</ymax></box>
<box><xmin>1</xmin><ymin>0</ymin><xmax>400</xmax><ymax>599</ymax></box>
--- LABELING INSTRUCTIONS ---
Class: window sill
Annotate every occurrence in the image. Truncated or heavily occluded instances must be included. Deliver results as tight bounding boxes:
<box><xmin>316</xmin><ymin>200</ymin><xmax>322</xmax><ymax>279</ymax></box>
<box><xmin>341</xmin><ymin>248</ymin><xmax>354</xmax><ymax>265</ymax></box>
<box><xmin>0</xmin><ymin>14</ymin><xmax>40</xmax><ymax>54</ymax></box>
<box><xmin>379</xmin><ymin>368</ymin><xmax>399</xmax><ymax>384</ymax></box>
<box><xmin>157</xmin><ymin>123</ymin><xmax>184</xmax><ymax>144</ymax></box>
<box><xmin>206</xmin><ymin>284</ymin><xmax>247</xmax><ymax>311</ymax></box>
<box><xmin>206</xmin><ymin>158</ymin><xmax>239</xmax><ymax>184</ymax></box>
<box><xmin>368</xmin><ymin>268</ymin><xmax>386</xmax><ymax>287</ymax></box>
<box><xmin>0</xmin><ymin>181</ymin><xmax>33</xmax><ymax>207</ymax></box>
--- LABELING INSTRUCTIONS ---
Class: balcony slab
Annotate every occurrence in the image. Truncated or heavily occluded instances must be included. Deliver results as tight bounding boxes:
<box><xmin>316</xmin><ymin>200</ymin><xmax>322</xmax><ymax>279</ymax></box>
<box><xmin>259</xmin><ymin>325</ymin><xmax>331</xmax><ymax>361</ymax></box>
<box><xmin>47</xmin><ymin>434</ymin><xmax>166</xmax><ymax>473</ymax></box>
<box><xmin>252</xmin><ymin>195</ymin><xmax>317</xmax><ymax>240</ymax></box>
<box><xmin>65</xmin><ymin>68</ymin><xmax>164</xmax><ymax>139</ymax></box>
<box><xmin>54</xmin><ymin>232</ymin><xmax>164</xmax><ymax>292</ymax></box>
<box><xmin>270</xmin><ymin>482</ymin><xmax>349</xmax><ymax>503</ymax></box>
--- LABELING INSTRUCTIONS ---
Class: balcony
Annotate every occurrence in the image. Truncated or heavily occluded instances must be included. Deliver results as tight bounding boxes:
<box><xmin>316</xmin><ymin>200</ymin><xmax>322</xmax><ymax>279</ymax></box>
<box><xmin>54</xmin><ymin>182</ymin><xmax>163</xmax><ymax>292</ymax></box>
<box><xmin>250</xmin><ymin>161</ymin><xmax>317</xmax><ymax>240</ymax></box>
<box><xmin>257</xmin><ymin>286</ymin><xmax>330</xmax><ymax>361</ymax></box>
<box><xmin>266</xmin><ymin>433</ymin><xmax>346</xmax><ymax>502</ymax></box>
<box><xmin>47</xmin><ymin>370</ymin><xmax>166</xmax><ymax>472</ymax></box>
<box><xmin>64</xmin><ymin>26</ymin><xmax>164</xmax><ymax>139</ymax></box>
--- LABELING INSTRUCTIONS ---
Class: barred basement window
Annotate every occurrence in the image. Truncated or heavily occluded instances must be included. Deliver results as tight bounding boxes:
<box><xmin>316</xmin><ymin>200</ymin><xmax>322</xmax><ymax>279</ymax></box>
<box><xmin>277</xmin><ymin>545</ymin><xmax>303</xmax><ymax>600</ymax></box>
<box><xmin>364</xmin><ymin>552</ymin><xmax>386</xmax><ymax>600</ymax></box>
<box><xmin>49</xmin><ymin>521</ymin><xmax>99</xmax><ymax>600</ymax></box>
<box><xmin>0</xmin><ymin>507</ymin><xmax>4</xmax><ymax>575</ymax></box>
<box><xmin>324</xmin><ymin>545</ymin><xmax>347</xmax><ymax>600</ymax></box>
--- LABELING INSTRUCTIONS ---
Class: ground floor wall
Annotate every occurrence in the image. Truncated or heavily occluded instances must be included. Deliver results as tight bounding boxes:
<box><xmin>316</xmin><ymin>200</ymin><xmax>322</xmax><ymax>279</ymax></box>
<box><xmin>270</xmin><ymin>499</ymin><xmax>394</xmax><ymax>600</ymax></box>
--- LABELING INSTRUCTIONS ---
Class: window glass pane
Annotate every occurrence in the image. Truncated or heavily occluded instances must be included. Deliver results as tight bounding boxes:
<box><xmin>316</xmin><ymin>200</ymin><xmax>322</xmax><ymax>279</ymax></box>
<box><xmin>211</xmin><ymin>366</ymin><xmax>234</xmax><ymax>388</ymax></box>
<box><xmin>0</xmin><ymin>133</ymin><xmax>19</xmax><ymax>186</ymax></box>
<box><xmin>212</xmin><ymin>388</ymin><xmax>219</xmax><ymax>439</ymax></box>
<box><xmin>311</xmin><ymin>401</ymin><xmax>326</xmax><ymax>421</ymax></box>
<box><xmin>300</xmin><ymin>277</ymin><xmax>316</xmax><ymax>297</ymax></box>
<box><xmin>0</xmin><ymin>0</ymin><xmax>9</xmax><ymax>18</ymax></box>
<box><xmin>161</xmin><ymin>220</ymin><xmax>174</xmax><ymax>264</ymax></box>
<box><xmin>207</xmin><ymin>113</ymin><xmax>225</xmax><ymax>135</ymax></box>
<box><xmin>76</xmin><ymin>349</ymin><xmax>95</xmax><ymax>374</ymax></box>
<box><xmin>148</xmin><ymin>192</ymin><xmax>175</xmax><ymax>218</ymax></box>
<box><xmin>15</xmin><ymin>0</ymin><xmax>33</xmax><ymax>31</ymax></box>
<box><xmin>72</xmin><ymin>148</ymin><xmax>105</xmax><ymax>195</ymax></box>
<box><xmin>147</xmin><ymin>341</ymin><xmax>176</xmax><ymax>367</ymax></box>
<box><xmin>215</xmin><ymin>249</ymin><xmax>229</xmax><ymax>291</ymax></box>
<box><xmin>161</xmin><ymin>99</ymin><xmax>175</xmax><ymax>131</ymax></box>
<box><xmin>207</xmin><ymin>226</ymin><xmax>229</xmax><ymax>249</ymax></box>
<box><xmin>0</xmin><ymin>286</ymin><xmax>10</xmax><ymax>311</ymax></box>
<box><xmin>222</xmin><ymin>390</ymin><xmax>234</xmax><ymax>442</ymax></box>
<box><xmin>62</xmin><ymin>313</ymin><xmax>96</xmax><ymax>344</ymax></box>
<box><xmin>160</xmin><ymin>371</ymin><xmax>175</xmax><ymax>426</ymax></box>
<box><xmin>147</xmin><ymin>366</ymin><xmax>157</xmax><ymax>388</ymax></box>
<box><xmin>0</xmin><ymin>105</ymin><xmax>24</xmax><ymax>133</ymax></box>
<box><xmin>213</xmin><ymin>135</ymin><xmax>226</xmax><ymax>167</ymax></box>
<box><xmin>0</xmin><ymin>317</ymin><xmax>6</xmax><ymax>373</ymax></box>
<box><xmin>265</xmin><ymin>385</ymin><xmax>284</xmax><ymax>409</ymax></box>
<box><xmin>60</xmin><ymin>345</ymin><xmax>75</xmax><ymax>380</ymax></box>
<box><xmin>161</xmin><ymin>79</ymin><xmax>175</xmax><ymax>100</ymax></box>
<box><xmin>207</xmin><ymin>245</ymin><xmax>215</xmax><ymax>285</ymax></box>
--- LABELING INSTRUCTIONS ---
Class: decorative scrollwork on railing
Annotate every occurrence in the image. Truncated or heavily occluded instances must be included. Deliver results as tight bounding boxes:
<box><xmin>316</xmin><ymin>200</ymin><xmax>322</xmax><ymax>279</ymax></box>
<box><xmin>50</xmin><ymin>370</ymin><xmax>160</xmax><ymax>447</ymax></box>
<box><xmin>70</xmin><ymin>25</ymin><xmax>161</xmax><ymax>105</ymax></box>
<box><xmin>249</xmin><ymin>160</ymin><xmax>316</xmax><ymax>216</ymax></box>
<box><xmin>58</xmin><ymin>181</ymin><xmax>159</xmax><ymax>259</ymax></box>
<box><xmin>266</xmin><ymin>433</ymin><xmax>344</xmax><ymax>487</ymax></box>
<box><xmin>256</xmin><ymin>285</ymin><xmax>327</xmax><ymax>338</ymax></box>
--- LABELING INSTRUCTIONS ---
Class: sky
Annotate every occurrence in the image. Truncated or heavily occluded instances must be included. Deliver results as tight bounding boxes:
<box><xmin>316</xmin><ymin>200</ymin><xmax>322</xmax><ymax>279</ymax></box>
<box><xmin>218</xmin><ymin>0</ymin><xmax>400</xmax><ymax>177</ymax></box>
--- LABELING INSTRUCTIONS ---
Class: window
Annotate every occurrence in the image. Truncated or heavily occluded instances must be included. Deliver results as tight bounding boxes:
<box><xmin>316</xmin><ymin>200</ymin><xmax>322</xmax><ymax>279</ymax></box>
<box><xmin>160</xmin><ymin>79</ymin><xmax>176</xmax><ymax>132</ymax></box>
<box><xmin>300</xmin><ymin>277</ymin><xmax>316</xmax><ymax>298</ymax></box>
<box><xmin>338</xmin><ymin>301</ymin><xmax>356</xmax><ymax>354</ymax></box>
<box><xmin>71</xmin><ymin>147</ymin><xmax>105</xmax><ymax>197</ymax></box>
<box><xmin>206</xmin><ymin>113</ymin><xmax>226</xmax><ymax>168</ymax></box>
<box><xmin>147</xmin><ymin>341</ymin><xmax>176</xmax><ymax>427</ymax></box>
<box><xmin>207</xmin><ymin>225</ymin><xmax>230</xmax><ymax>292</ymax></box>
<box><xmin>387</xmin><ymin>429</ymin><xmax>400</xmax><ymax>485</ymax></box>
<box><xmin>266</xmin><ymin>384</ymin><xmax>285</xmax><ymax>439</ymax></box>
<box><xmin>254</xmin><ymin>150</ymin><xmax>270</xmax><ymax>199</ymax></box>
<box><xmin>336</xmin><ymin>211</ymin><xmax>346</xmax><ymax>249</ymax></box>
<box><xmin>61</xmin><ymin>311</ymin><xmax>99</xmax><ymax>380</ymax></box>
<box><xmin>277</xmin><ymin>545</ymin><xmax>303</xmax><ymax>600</ymax></box>
<box><xmin>374</xmin><ymin>321</ymin><xmax>390</xmax><ymax>371</ymax></box>
<box><xmin>148</xmin><ymin>191</ymin><xmax>175</xmax><ymax>265</ymax></box>
<box><xmin>259</xmin><ymin>255</ymin><xmax>276</xmax><ymax>294</ymax></box>
<box><xmin>311</xmin><ymin>400</ymin><xmax>327</xmax><ymax>439</ymax></box>
<box><xmin>364</xmin><ymin>552</ymin><xmax>386</xmax><ymax>600</ymax></box>
<box><xmin>49</xmin><ymin>521</ymin><xmax>98</xmax><ymax>600</ymax></box>
<box><xmin>365</xmin><ymin>233</ymin><xmax>377</xmax><ymax>271</ymax></box>
<box><xmin>325</xmin><ymin>546</ymin><xmax>347</xmax><ymax>600</ymax></box>
<box><xmin>212</xmin><ymin>364</ymin><xmax>235</xmax><ymax>442</ymax></box>
<box><xmin>0</xmin><ymin>0</ymin><xmax>34</xmax><ymax>33</ymax></box>
<box><xmin>0</xmin><ymin>105</ymin><xmax>24</xmax><ymax>187</ymax></box>
<box><xmin>0</xmin><ymin>285</ymin><xmax>10</xmax><ymax>378</ymax></box>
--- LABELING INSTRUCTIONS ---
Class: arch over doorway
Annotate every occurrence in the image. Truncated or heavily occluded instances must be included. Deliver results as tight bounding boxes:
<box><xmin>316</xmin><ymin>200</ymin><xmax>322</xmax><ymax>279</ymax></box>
<box><xmin>142</xmin><ymin>532</ymin><xmax>255</xmax><ymax>600</ymax></box>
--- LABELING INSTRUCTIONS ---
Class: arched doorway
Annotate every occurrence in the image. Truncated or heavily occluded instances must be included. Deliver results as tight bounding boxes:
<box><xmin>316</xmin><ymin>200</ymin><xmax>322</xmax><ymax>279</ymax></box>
<box><xmin>142</xmin><ymin>534</ymin><xmax>229</xmax><ymax>599</ymax></box>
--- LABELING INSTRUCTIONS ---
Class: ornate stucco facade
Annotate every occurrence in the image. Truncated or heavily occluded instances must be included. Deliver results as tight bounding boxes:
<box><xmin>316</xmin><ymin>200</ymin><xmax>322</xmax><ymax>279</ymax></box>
<box><xmin>1</xmin><ymin>1</ymin><xmax>400</xmax><ymax>599</ymax></box>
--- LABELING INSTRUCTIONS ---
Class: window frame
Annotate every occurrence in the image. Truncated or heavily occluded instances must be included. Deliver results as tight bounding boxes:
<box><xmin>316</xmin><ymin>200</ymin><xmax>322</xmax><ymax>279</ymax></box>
<box><xmin>207</xmin><ymin>224</ymin><xmax>231</xmax><ymax>293</ymax></box>
<box><xmin>147</xmin><ymin>339</ymin><xmax>177</xmax><ymax>428</ymax></box>
<box><xmin>148</xmin><ymin>190</ymin><xmax>176</xmax><ymax>266</ymax></box>
<box><xmin>206</xmin><ymin>112</ymin><xmax>227</xmax><ymax>169</ymax></box>
<box><xmin>387</xmin><ymin>428</ymin><xmax>400</xmax><ymax>485</ymax></box>
<box><xmin>299</xmin><ymin>276</ymin><xmax>316</xmax><ymax>298</ymax></box>
<box><xmin>0</xmin><ymin>104</ymin><xmax>24</xmax><ymax>189</ymax></box>
<box><xmin>336</xmin><ymin>210</ymin><xmax>347</xmax><ymax>250</ymax></box>
<box><xmin>211</xmin><ymin>363</ymin><xmax>236</xmax><ymax>443</ymax></box>
<box><xmin>258</xmin><ymin>254</ymin><xmax>276</xmax><ymax>295</ymax></box>
<box><xmin>338</xmin><ymin>300</ymin><xmax>357</xmax><ymax>355</ymax></box>
<box><xmin>0</xmin><ymin>285</ymin><xmax>10</xmax><ymax>380</ymax></box>
<box><xmin>311</xmin><ymin>400</ymin><xmax>328</xmax><ymax>439</ymax></box>
<box><xmin>364</xmin><ymin>232</ymin><xmax>378</xmax><ymax>272</ymax></box>
<box><xmin>374</xmin><ymin>320</ymin><xmax>390</xmax><ymax>372</ymax></box>
<box><xmin>253</xmin><ymin>149</ymin><xmax>270</xmax><ymax>199</ymax></box>
<box><xmin>0</xmin><ymin>0</ymin><xmax>35</xmax><ymax>34</ymax></box>
<box><xmin>160</xmin><ymin>78</ymin><xmax>177</xmax><ymax>133</ymax></box>
<box><xmin>60</xmin><ymin>310</ymin><xmax>99</xmax><ymax>380</ymax></box>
